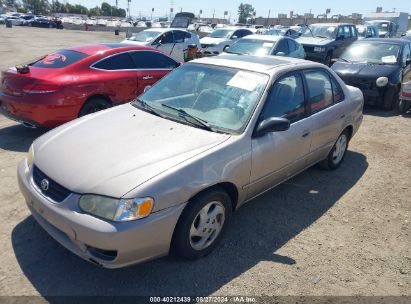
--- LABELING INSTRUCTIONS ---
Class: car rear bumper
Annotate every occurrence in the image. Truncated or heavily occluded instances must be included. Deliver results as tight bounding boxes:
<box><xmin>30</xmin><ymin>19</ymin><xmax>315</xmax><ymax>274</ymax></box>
<box><xmin>0</xmin><ymin>91</ymin><xmax>80</xmax><ymax>128</ymax></box>
<box><xmin>18</xmin><ymin>160</ymin><xmax>186</xmax><ymax>268</ymax></box>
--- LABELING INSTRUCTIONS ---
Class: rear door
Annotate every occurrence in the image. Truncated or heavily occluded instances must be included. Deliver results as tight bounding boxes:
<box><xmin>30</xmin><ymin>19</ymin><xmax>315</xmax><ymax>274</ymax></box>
<box><xmin>248</xmin><ymin>72</ymin><xmax>313</xmax><ymax>199</ymax></box>
<box><xmin>129</xmin><ymin>50</ymin><xmax>178</xmax><ymax>94</ymax></box>
<box><xmin>302</xmin><ymin>69</ymin><xmax>346</xmax><ymax>164</ymax></box>
<box><xmin>91</xmin><ymin>52</ymin><xmax>138</xmax><ymax>103</ymax></box>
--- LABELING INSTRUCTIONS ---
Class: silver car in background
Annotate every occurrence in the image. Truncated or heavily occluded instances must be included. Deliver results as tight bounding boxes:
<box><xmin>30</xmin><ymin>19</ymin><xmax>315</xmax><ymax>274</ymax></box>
<box><xmin>18</xmin><ymin>55</ymin><xmax>363</xmax><ymax>268</ymax></box>
<box><xmin>224</xmin><ymin>34</ymin><xmax>305</xmax><ymax>58</ymax></box>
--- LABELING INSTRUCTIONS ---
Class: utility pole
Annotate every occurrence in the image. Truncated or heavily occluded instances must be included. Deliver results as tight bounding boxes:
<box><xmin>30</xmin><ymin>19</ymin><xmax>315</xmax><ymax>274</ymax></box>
<box><xmin>212</xmin><ymin>8</ymin><xmax>215</xmax><ymax>23</ymax></box>
<box><xmin>265</xmin><ymin>9</ymin><xmax>270</xmax><ymax>26</ymax></box>
<box><xmin>127</xmin><ymin>0</ymin><xmax>131</xmax><ymax>19</ymax></box>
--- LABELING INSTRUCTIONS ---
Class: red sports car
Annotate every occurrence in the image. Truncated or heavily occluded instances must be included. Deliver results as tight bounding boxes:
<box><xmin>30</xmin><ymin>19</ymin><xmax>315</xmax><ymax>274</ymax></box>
<box><xmin>0</xmin><ymin>43</ymin><xmax>179</xmax><ymax>128</ymax></box>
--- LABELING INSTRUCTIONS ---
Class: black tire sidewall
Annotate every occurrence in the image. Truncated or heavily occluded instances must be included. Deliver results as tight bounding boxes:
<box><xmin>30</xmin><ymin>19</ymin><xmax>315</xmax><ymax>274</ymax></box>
<box><xmin>79</xmin><ymin>98</ymin><xmax>110</xmax><ymax>117</ymax></box>
<box><xmin>172</xmin><ymin>188</ymin><xmax>232</xmax><ymax>260</ymax></box>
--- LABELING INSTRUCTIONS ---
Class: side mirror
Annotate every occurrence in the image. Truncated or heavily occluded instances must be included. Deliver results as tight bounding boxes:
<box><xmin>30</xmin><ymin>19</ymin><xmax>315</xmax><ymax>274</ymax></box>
<box><xmin>175</xmin><ymin>62</ymin><xmax>182</xmax><ymax>68</ymax></box>
<box><xmin>276</xmin><ymin>51</ymin><xmax>286</xmax><ymax>56</ymax></box>
<box><xmin>231</xmin><ymin>35</ymin><xmax>238</xmax><ymax>40</ymax></box>
<box><xmin>253</xmin><ymin>117</ymin><xmax>290</xmax><ymax>137</ymax></box>
<box><xmin>144</xmin><ymin>86</ymin><xmax>152</xmax><ymax>92</ymax></box>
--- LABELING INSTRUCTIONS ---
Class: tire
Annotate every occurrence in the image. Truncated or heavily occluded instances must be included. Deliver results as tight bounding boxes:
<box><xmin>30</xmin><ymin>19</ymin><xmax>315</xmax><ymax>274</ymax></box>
<box><xmin>318</xmin><ymin>129</ymin><xmax>349</xmax><ymax>170</ymax></box>
<box><xmin>383</xmin><ymin>87</ymin><xmax>400</xmax><ymax>111</ymax></box>
<box><xmin>324</xmin><ymin>52</ymin><xmax>332</xmax><ymax>67</ymax></box>
<box><xmin>172</xmin><ymin>187</ymin><xmax>232</xmax><ymax>260</ymax></box>
<box><xmin>398</xmin><ymin>99</ymin><xmax>408</xmax><ymax>114</ymax></box>
<box><xmin>78</xmin><ymin>97</ymin><xmax>111</xmax><ymax>117</ymax></box>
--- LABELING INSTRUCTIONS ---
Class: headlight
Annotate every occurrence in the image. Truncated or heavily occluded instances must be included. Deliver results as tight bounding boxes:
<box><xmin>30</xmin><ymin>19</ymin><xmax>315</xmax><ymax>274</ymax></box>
<box><xmin>27</xmin><ymin>144</ymin><xmax>34</xmax><ymax>168</ymax></box>
<box><xmin>376</xmin><ymin>77</ymin><xmax>389</xmax><ymax>87</ymax></box>
<box><xmin>79</xmin><ymin>195</ymin><xmax>154</xmax><ymax>222</ymax></box>
<box><xmin>313</xmin><ymin>47</ymin><xmax>326</xmax><ymax>52</ymax></box>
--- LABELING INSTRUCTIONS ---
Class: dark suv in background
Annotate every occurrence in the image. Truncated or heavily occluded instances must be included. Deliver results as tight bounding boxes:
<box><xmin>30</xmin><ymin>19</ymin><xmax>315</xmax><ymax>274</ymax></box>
<box><xmin>297</xmin><ymin>23</ymin><xmax>358</xmax><ymax>66</ymax></box>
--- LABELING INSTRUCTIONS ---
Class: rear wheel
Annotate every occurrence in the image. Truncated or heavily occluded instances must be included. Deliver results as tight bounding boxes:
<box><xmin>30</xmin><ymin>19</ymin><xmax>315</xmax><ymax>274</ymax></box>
<box><xmin>78</xmin><ymin>97</ymin><xmax>111</xmax><ymax>117</ymax></box>
<box><xmin>172</xmin><ymin>187</ymin><xmax>232</xmax><ymax>260</ymax></box>
<box><xmin>318</xmin><ymin>129</ymin><xmax>349</xmax><ymax>170</ymax></box>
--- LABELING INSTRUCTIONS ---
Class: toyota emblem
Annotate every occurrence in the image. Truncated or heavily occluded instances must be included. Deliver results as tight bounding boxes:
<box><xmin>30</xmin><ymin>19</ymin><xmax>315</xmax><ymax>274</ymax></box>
<box><xmin>41</xmin><ymin>179</ymin><xmax>49</xmax><ymax>191</ymax></box>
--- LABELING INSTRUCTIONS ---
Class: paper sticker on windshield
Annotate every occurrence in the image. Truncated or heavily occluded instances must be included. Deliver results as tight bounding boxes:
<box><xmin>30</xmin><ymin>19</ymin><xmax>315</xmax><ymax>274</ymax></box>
<box><xmin>381</xmin><ymin>55</ymin><xmax>396</xmax><ymax>63</ymax></box>
<box><xmin>227</xmin><ymin>71</ymin><xmax>264</xmax><ymax>91</ymax></box>
<box><xmin>327</xmin><ymin>27</ymin><xmax>335</xmax><ymax>32</ymax></box>
<box><xmin>263</xmin><ymin>42</ymin><xmax>274</xmax><ymax>47</ymax></box>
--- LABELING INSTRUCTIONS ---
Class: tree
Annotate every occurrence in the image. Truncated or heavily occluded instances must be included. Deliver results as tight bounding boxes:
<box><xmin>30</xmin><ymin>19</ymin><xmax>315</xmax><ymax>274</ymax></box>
<box><xmin>22</xmin><ymin>0</ymin><xmax>50</xmax><ymax>15</ymax></box>
<box><xmin>237</xmin><ymin>3</ymin><xmax>255</xmax><ymax>24</ymax></box>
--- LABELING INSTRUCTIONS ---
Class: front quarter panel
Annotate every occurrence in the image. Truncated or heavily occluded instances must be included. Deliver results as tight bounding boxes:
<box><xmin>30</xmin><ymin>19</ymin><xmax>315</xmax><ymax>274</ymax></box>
<box><xmin>123</xmin><ymin>135</ymin><xmax>252</xmax><ymax>212</ymax></box>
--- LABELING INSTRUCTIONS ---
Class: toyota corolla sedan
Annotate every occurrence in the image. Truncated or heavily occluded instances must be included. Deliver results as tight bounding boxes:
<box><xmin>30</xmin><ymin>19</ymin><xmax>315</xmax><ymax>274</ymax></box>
<box><xmin>18</xmin><ymin>55</ymin><xmax>363</xmax><ymax>268</ymax></box>
<box><xmin>0</xmin><ymin>44</ymin><xmax>178</xmax><ymax>128</ymax></box>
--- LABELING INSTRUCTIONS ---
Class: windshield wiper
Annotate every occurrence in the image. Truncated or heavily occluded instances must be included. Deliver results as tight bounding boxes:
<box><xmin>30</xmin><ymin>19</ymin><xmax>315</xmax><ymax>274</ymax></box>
<box><xmin>315</xmin><ymin>35</ymin><xmax>328</xmax><ymax>38</ymax></box>
<box><xmin>135</xmin><ymin>98</ymin><xmax>164</xmax><ymax>118</ymax></box>
<box><xmin>339</xmin><ymin>58</ymin><xmax>351</xmax><ymax>63</ymax></box>
<box><xmin>160</xmin><ymin>104</ymin><xmax>213</xmax><ymax>131</ymax></box>
<box><xmin>225</xmin><ymin>50</ymin><xmax>243</xmax><ymax>55</ymax></box>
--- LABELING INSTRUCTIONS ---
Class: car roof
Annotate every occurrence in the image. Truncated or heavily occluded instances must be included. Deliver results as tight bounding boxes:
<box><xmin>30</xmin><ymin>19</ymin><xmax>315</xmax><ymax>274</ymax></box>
<box><xmin>355</xmin><ymin>38</ymin><xmax>410</xmax><ymax>45</ymax></box>
<box><xmin>65</xmin><ymin>43</ymin><xmax>155</xmax><ymax>56</ymax></box>
<box><xmin>192</xmin><ymin>54</ymin><xmax>320</xmax><ymax>74</ymax></box>
<box><xmin>311</xmin><ymin>23</ymin><xmax>354</xmax><ymax>26</ymax></box>
<box><xmin>241</xmin><ymin>34</ymin><xmax>282</xmax><ymax>42</ymax></box>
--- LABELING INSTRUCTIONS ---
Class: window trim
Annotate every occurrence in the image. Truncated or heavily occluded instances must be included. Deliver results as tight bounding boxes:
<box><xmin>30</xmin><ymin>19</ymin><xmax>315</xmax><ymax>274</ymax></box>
<box><xmin>302</xmin><ymin>68</ymin><xmax>345</xmax><ymax>115</ymax></box>
<box><xmin>256</xmin><ymin>71</ymin><xmax>309</xmax><ymax>127</ymax></box>
<box><xmin>90</xmin><ymin>50</ymin><xmax>177</xmax><ymax>72</ymax></box>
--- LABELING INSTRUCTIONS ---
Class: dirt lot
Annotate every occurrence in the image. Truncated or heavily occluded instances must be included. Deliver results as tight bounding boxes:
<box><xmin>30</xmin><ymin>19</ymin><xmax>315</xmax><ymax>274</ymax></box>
<box><xmin>0</xmin><ymin>27</ymin><xmax>410</xmax><ymax>297</ymax></box>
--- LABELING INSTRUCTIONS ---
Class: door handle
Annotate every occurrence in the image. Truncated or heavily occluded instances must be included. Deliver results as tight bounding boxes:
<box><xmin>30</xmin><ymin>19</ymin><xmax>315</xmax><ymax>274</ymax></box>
<box><xmin>302</xmin><ymin>131</ymin><xmax>310</xmax><ymax>138</ymax></box>
<box><xmin>340</xmin><ymin>114</ymin><xmax>346</xmax><ymax>119</ymax></box>
<box><xmin>142</xmin><ymin>76</ymin><xmax>154</xmax><ymax>80</ymax></box>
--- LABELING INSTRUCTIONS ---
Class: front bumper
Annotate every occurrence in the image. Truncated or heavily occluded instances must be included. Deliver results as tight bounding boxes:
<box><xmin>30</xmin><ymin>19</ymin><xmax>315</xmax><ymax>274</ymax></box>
<box><xmin>304</xmin><ymin>51</ymin><xmax>327</xmax><ymax>63</ymax></box>
<box><xmin>17</xmin><ymin>160</ymin><xmax>186</xmax><ymax>268</ymax></box>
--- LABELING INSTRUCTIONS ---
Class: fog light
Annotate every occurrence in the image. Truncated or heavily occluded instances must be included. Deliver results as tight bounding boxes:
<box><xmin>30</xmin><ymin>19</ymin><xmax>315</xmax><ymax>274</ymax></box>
<box><xmin>376</xmin><ymin>77</ymin><xmax>388</xmax><ymax>87</ymax></box>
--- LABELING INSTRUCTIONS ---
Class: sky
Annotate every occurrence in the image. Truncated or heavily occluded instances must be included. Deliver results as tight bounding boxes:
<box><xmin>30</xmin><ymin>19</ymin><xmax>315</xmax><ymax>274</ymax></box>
<box><xmin>65</xmin><ymin>0</ymin><xmax>411</xmax><ymax>20</ymax></box>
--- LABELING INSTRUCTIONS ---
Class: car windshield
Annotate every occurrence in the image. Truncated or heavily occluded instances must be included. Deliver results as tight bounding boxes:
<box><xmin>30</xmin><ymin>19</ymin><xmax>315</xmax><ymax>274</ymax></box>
<box><xmin>209</xmin><ymin>29</ymin><xmax>234</xmax><ymax>38</ymax></box>
<box><xmin>129</xmin><ymin>31</ymin><xmax>160</xmax><ymax>42</ymax></box>
<box><xmin>340</xmin><ymin>42</ymin><xmax>401</xmax><ymax>65</ymax></box>
<box><xmin>132</xmin><ymin>64</ymin><xmax>269</xmax><ymax>133</ymax></box>
<box><xmin>302</xmin><ymin>24</ymin><xmax>337</xmax><ymax>39</ymax></box>
<box><xmin>227</xmin><ymin>39</ymin><xmax>276</xmax><ymax>56</ymax></box>
<box><xmin>266</xmin><ymin>29</ymin><xmax>282</xmax><ymax>36</ymax></box>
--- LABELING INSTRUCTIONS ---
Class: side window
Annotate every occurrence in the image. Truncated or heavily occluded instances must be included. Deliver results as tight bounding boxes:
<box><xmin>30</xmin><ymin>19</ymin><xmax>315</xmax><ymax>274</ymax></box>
<box><xmin>185</xmin><ymin>32</ymin><xmax>192</xmax><ymax>39</ymax></box>
<box><xmin>130</xmin><ymin>51</ymin><xmax>177</xmax><ymax>69</ymax></box>
<box><xmin>93</xmin><ymin>53</ymin><xmax>136</xmax><ymax>70</ymax></box>
<box><xmin>350</xmin><ymin>25</ymin><xmax>357</xmax><ymax>37</ymax></box>
<box><xmin>287</xmin><ymin>39</ymin><xmax>297</xmax><ymax>52</ymax></box>
<box><xmin>260</xmin><ymin>73</ymin><xmax>306</xmax><ymax>123</ymax></box>
<box><xmin>343</xmin><ymin>26</ymin><xmax>351</xmax><ymax>38</ymax></box>
<box><xmin>275</xmin><ymin>39</ymin><xmax>289</xmax><ymax>54</ymax></box>
<box><xmin>173</xmin><ymin>31</ymin><xmax>186</xmax><ymax>43</ymax></box>
<box><xmin>338</xmin><ymin>26</ymin><xmax>344</xmax><ymax>37</ymax></box>
<box><xmin>159</xmin><ymin>31</ymin><xmax>174</xmax><ymax>44</ymax></box>
<box><xmin>402</xmin><ymin>44</ymin><xmax>411</xmax><ymax>65</ymax></box>
<box><xmin>331</xmin><ymin>75</ymin><xmax>344</xmax><ymax>103</ymax></box>
<box><xmin>304</xmin><ymin>70</ymin><xmax>334</xmax><ymax>113</ymax></box>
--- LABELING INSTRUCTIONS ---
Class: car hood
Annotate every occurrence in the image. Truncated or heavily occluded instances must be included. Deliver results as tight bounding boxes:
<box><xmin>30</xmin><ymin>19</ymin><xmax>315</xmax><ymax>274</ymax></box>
<box><xmin>200</xmin><ymin>37</ymin><xmax>227</xmax><ymax>45</ymax></box>
<box><xmin>332</xmin><ymin>62</ymin><xmax>400</xmax><ymax>79</ymax></box>
<box><xmin>33</xmin><ymin>104</ymin><xmax>230</xmax><ymax>198</ymax></box>
<box><xmin>297</xmin><ymin>36</ymin><xmax>334</xmax><ymax>46</ymax></box>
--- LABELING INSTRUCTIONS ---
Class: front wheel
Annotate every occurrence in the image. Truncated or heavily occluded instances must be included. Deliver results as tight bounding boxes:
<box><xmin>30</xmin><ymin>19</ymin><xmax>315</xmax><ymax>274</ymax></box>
<box><xmin>172</xmin><ymin>188</ymin><xmax>232</xmax><ymax>260</ymax></box>
<box><xmin>318</xmin><ymin>130</ymin><xmax>349</xmax><ymax>170</ymax></box>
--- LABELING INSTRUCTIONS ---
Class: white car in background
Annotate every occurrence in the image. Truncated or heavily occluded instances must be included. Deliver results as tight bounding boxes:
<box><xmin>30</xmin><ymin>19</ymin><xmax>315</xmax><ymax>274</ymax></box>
<box><xmin>122</xmin><ymin>28</ymin><xmax>200</xmax><ymax>62</ymax></box>
<box><xmin>224</xmin><ymin>35</ymin><xmax>305</xmax><ymax>59</ymax></box>
<box><xmin>6</xmin><ymin>16</ymin><xmax>24</xmax><ymax>26</ymax></box>
<box><xmin>200</xmin><ymin>27</ymin><xmax>253</xmax><ymax>55</ymax></box>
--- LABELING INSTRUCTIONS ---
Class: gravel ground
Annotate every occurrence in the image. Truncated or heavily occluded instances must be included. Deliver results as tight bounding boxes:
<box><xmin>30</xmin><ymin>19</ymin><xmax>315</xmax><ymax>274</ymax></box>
<box><xmin>0</xmin><ymin>27</ymin><xmax>410</xmax><ymax>297</ymax></box>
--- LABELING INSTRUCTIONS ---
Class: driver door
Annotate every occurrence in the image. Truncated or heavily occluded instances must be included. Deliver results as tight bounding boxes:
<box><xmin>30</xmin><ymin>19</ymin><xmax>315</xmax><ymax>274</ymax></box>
<box><xmin>248</xmin><ymin>72</ymin><xmax>313</xmax><ymax>199</ymax></box>
<box><xmin>153</xmin><ymin>31</ymin><xmax>175</xmax><ymax>58</ymax></box>
<box><xmin>170</xmin><ymin>30</ymin><xmax>189</xmax><ymax>62</ymax></box>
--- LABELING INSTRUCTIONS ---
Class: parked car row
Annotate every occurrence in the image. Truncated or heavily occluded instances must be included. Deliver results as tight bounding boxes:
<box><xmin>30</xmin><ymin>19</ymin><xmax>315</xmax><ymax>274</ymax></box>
<box><xmin>2</xmin><ymin>14</ymin><xmax>63</xmax><ymax>28</ymax></box>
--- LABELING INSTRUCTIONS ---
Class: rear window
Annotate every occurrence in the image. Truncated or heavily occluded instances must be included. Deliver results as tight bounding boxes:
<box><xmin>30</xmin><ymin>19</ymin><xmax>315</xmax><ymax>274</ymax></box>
<box><xmin>30</xmin><ymin>50</ymin><xmax>88</xmax><ymax>68</ymax></box>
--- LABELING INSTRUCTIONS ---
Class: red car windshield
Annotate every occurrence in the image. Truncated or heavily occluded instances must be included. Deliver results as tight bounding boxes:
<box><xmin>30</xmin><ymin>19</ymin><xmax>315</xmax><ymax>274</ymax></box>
<box><xmin>30</xmin><ymin>50</ymin><xmax>88</xmax><ymax>68</ymax></box>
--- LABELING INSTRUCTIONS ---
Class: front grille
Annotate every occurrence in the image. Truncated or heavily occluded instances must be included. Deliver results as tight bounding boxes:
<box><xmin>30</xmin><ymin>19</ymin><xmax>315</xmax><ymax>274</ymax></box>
<box><xmin>344</xmin><ymin>78</ymin><xmax>375</xmax><ymax>91</ymax></box>
<box><xmin>303</xmin><ymin>46</ymin><xmax>315</xmax><ymax>53</ymax></box>
<box><xmin>32</xmin><ymin>165</ymin><xmax>71</xmax><ymax>202</ymax></box>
